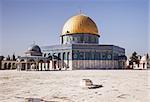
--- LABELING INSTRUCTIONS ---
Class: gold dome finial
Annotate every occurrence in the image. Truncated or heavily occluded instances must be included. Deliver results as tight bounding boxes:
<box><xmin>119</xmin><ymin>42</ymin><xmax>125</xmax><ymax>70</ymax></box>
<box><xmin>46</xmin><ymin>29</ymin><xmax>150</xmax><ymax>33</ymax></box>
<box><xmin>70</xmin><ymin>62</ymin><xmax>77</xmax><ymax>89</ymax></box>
<box><xmin>78</xmin><ymin>9</ymin><xmax>85</xmax><ymax>15</ymax></box>
<box><xmin>79</xmin><ymin>9</ymin><xmax>82</xmax><ymax>14</ymax></box>
<box><xmin>32</xmin><ymin>41</ymin><xmax>36</xmax><ymax>45</ymax></box>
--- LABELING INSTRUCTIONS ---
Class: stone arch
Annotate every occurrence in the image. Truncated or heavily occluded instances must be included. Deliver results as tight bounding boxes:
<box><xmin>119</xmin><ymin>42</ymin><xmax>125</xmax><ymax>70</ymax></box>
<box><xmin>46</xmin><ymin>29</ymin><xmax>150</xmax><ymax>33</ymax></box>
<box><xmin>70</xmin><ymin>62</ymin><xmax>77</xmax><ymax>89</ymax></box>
<box><xmin>20</xmin><ymin>59</ymin><xmax>25</xmax><ymax>62</ymax></box>
<box><xmin>31</xmin><ymin>63</ymin><xmax>36</xmax><ymax>70</ymax></box>
<box><xmin>4</xmin><ymin>63</ymin><xmax>7</xmax><ymax>69</ymax></box>
<box><xmin>38</xmin><ymin>60</ymin><xmax>44</xmax><ymax>71</ymax></box>
<box><xmin>8</xmin><ymin>63</ymin><xmax>11</xmax><ymax>69</ymax></box>
<box><xmin>28</xmin><ymin>59</ymin><xmax>36</xmax><ymax>70</ymax></box>
<box><xmin>28</xmin><ymin>59</ymin><xmax>35</xmax><ymax>62</ymax></box>
<box><xmin>38</xmin><ymin>60</ymin><xmax>44</xmax><ymax>63</ymax></box>
<box><xmin>12</xmin><ymin>63</ymin><xmax>16</xmax><ymax>69</ymax></box>
<box><xmin>46</xmin><ymin>60</ymin><xmax>50</xmax><ymax>63</ymax></box>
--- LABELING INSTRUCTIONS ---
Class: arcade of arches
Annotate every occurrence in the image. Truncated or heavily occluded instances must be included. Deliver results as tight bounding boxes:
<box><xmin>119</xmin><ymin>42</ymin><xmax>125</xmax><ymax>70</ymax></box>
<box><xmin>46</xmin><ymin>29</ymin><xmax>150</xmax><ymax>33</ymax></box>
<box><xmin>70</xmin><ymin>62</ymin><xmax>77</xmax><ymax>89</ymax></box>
<box><xmin>16</xmin><ymin>52</ymin><xmax>70</xmax><ymax>71</ymax></box>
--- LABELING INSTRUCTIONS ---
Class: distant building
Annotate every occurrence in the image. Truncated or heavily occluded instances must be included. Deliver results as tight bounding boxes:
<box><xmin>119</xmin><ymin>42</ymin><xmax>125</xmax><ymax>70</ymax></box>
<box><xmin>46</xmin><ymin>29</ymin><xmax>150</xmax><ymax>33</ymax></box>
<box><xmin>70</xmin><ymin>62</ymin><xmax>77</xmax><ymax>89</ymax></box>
<box><xmin>1</xmin><ymin>55</ymin><xmax>17</xmax><ymax>70</ymax></box>
<box><xmin>0</xmin><ymin>56</ymin><xmax>4</xmax><ymax>69</ymax></box>
<box><xmin>148</xmin><ymin>57</ymin><xmax>150</xmax><ymax>69</ymax></box>
<box><xmin>126</xmin><ymin>54</ymin><xmax>150</xmax><ymax>70</ymax></box>
<box><xmin>1</xmin><ymin>13</ymin><xmax>127</xmax><ymax>70</ymax></box>
<box><xmin>41</xmin><ymin>14</ymin><xmax>126</xmax><ymax>70</ymax></box>
<box><xmin>16</xmin><ymin>44</ymin><xmax>50</xmax><ymax>71</ymax></box>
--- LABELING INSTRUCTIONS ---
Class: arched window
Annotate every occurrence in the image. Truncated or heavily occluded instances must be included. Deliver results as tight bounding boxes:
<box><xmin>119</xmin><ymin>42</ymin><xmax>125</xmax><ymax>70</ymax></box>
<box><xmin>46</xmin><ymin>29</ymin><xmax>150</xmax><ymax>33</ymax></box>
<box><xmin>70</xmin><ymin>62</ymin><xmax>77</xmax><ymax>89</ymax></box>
<box><xmin>43</xmin><ymin>53</ymin><xmax>46</xmax><ymax>57</ymax></box>
<box><xmin>99</xmin><ymin>53</ymin><xmax>101</xmax><ymax>60</ymax></box>
<box><xmin>79</xmin><ymin>52</ymin><xmax>84</xmax><ymax>60</ymax></box>
<box><xmin>95</xmin><ymin>52</ymin><xmax>99</xmax><ymax>60</ymax></box>
<box><xmin>102</xmin><ymin>53</ymin><xmax>106</xmax><ymax>60</ymax></box>
<box><xmin>88</xmin><ymin>36</ymin><xmax>91</xmax><ymax>43</ymax></box>
<box><xmin>80</xmin><ymin>36</ymin><xmax>84</xmax><ymax>42</ymax></box>
<box><xmin>91</xmin><ymin>52</ymin><xmax>95</xmax><ymax>60</ymax></box>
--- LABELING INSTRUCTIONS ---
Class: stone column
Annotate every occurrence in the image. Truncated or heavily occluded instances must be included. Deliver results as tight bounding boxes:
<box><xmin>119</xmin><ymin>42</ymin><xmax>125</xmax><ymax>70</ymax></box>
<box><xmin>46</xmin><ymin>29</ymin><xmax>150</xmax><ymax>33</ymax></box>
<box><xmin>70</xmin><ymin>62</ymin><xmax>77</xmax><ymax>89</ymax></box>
<box><xmin>36</xmin><ymin>62</ymin><xmax>38</xmax><ymax>71</ymax></box>
<box><xmin>18</xmin><ymin>63</ymin><xmax>21</xmax><ymax>71</ymax></box>
<box><xmin>38</xmin><ymin>63</ymin><xmax>41</xmax><ymax>70</ymax></box>
<box><xmin>49</xmin><ymin>61</ymin><xmax>51</xmax><ymax>70</ymax></box>
<box><xmin>25</xmin><ymin>63</ymin><xmax>27</xmax><ymax>71</ymax></box>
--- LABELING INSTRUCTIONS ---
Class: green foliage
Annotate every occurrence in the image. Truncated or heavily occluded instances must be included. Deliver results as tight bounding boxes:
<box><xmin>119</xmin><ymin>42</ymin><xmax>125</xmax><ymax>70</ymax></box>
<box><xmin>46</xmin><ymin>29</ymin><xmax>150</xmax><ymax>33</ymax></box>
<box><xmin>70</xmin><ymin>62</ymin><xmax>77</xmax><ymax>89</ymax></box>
<box><xmin>0</xmin><ymin>56</ymin><xmax>4</xmax><ymax>61</ymax></box>
<box><xmin>146</xmin><ymin>53</ymin><xmax>149</xmax><ymax>59</ymax></box>
<box><xmin>129</xmin><ymin>51</ymin><xmax>140</xmax><ymax>65</ymax></box>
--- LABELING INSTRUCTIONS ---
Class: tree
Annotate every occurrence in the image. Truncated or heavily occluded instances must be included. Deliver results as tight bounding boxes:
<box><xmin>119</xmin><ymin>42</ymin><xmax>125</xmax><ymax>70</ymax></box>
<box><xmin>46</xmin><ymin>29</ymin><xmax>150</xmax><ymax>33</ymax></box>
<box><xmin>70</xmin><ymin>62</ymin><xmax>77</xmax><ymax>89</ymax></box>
<box><xmin>12</xmin><ymin>54</ymin><xmax>16</xmax><ymax>61</ymax></box>
<box><xmin>0</xmin><ymin>56</ymin><xmax>4</xmax><ymax>61</ymax></box>
<box><xmin>6</xmin><ymin>55</ymin><xmax>10</xmax><ymax>60</ymax></box>
<box><xmin>129</xmin><ymin>51</ymin><xmax>140</xmax><ymax>68</ymax></box>
<box><xmin>147</xmin><ymin>53</ymin><xmax>150</xmax><ymax>67</ymax></box>
<box><xmin>0</xmin><ymin>56</ymin><xmax>4</xmax><ymax>69</ymax></box>
<box><xmin>146</xmin><ymin>53</ymin><xmax>149</xmax><ymax>60</ymax></box>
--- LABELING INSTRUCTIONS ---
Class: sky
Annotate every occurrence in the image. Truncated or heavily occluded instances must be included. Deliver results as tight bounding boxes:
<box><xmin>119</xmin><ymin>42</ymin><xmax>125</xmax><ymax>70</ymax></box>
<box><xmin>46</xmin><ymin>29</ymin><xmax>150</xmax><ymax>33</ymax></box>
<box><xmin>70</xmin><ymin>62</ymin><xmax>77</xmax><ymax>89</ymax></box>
<box><xmin>0</xmin><ymin>0</ymin><xmax>149</xmax><ymax>57</ymax></box>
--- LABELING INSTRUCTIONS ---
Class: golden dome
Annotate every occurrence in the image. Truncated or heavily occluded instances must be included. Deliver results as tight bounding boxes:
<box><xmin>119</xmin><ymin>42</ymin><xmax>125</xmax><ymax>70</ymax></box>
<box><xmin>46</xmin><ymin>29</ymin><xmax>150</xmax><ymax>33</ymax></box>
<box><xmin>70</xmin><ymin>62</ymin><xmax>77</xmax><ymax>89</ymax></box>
<box><xmin>62</xmin><ymin>14</ymin><xmax>99</xmax><ymax>36</ymax></box>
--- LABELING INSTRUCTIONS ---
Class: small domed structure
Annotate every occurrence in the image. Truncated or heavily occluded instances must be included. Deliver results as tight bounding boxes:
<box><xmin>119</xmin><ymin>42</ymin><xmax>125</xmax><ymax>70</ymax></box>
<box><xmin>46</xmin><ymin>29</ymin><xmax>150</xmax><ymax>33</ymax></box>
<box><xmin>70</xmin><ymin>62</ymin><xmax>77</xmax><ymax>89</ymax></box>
<box><xmin>25</xmin><ymin>44</ymin><xmax>42</xmax><ymax>56</ymax></box>
<box><xmin>28</xmin><ymin>45</ymin><xmax>42</xmax><ymax>53</ymax></box>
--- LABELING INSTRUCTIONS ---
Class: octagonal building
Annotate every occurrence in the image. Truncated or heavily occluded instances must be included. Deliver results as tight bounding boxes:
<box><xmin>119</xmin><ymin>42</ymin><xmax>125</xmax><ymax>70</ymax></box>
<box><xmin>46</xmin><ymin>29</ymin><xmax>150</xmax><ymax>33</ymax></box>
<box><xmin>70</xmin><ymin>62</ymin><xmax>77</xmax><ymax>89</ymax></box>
<box><xmin>41</xmin><ymin>14</ymin><xmax>126</xmax><ymax>70</ymax></box>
